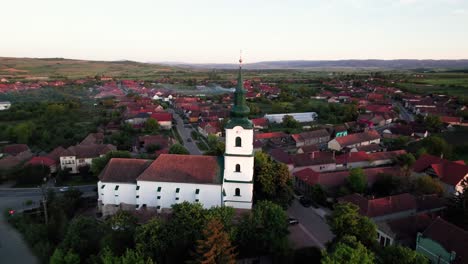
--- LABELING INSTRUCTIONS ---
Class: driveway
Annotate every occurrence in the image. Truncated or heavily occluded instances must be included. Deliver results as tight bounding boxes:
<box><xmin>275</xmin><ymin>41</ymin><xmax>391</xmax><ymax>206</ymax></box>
<box><xmin>169</xmin><ymin>109</ymin><xmax>202</xmax><ymax>155</ymax></box>
<box><xmin>287</xmin><ymin>199</ymin><xmax>334</xmax><ymax>249</ymax></box>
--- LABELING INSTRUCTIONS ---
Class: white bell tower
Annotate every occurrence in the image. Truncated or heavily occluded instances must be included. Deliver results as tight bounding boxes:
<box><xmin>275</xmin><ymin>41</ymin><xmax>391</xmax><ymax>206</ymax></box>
<box><xmin>222</xmin><ymin>57</ymin><xmax>254</xmax><ymax>210</ymax></box>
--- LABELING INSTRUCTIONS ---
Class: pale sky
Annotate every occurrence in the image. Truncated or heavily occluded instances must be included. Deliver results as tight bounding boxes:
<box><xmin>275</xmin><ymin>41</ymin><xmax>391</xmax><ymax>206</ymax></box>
<box><xmin>1</xmin><ymin>0</ymin><xmax>468</xmax><ymax>63</ymax></box>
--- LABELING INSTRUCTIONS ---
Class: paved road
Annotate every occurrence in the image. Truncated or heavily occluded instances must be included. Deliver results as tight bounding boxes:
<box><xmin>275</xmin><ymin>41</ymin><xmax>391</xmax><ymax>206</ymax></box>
<box><xmin>394</xmin><ymin>101</ymin><xmax>414</xmax><ymax>122</ymax></box>
<box><xmin>0</xmin><ymin>185</ymin><xmax>96</xmax><ymax>264</ymax></box>
<box><xmin>287</xmin><ymin>199</ymin><xmax>334</xmax><ymax>249</ymax></box>
<box><xmin>169</xmin><ymin>109</ymin><xmax>202</xmax><ymax>155</ymax></box>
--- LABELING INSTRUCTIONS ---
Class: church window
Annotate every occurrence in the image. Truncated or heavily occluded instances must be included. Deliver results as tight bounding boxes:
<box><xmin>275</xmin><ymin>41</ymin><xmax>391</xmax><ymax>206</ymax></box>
<box><xmin>176</xmin><ymin>188</ymin><xmax>180</xmax><ymax>193</ymax></box>
<box><xmin>115</xmin><ymin>185</ymin><xmax>119</xmax><ymax>190</ymax></box>
<box><xmin>195</xmin><ymin>189</ymin><xmax>200</xmax><ymax>194</ymax></box>
<box><xmin>136</xmin><ymin>186</ymin><xmax>140</xmax><ymax>190</ymax></box>
<box><xmin>195</xmin><ymin>199</ymin><xmax>199</xmax><ymax>202</ymax></box>
<box><xmin>235</xmin><ymin>137</ymin><xmax>242</xmax><ymax>147</ymax></box>
<box><xmin>175</xmin><ymin>197</ymin><xmax>180</xmax><ymax>200</ymax></box>
<box><xmin>157</xmin><ymin>196</ymin><xmax>161</xmax><ymax>199</ymax></box>
<box><xmin>235</xmin><ymin>188</ymin><xmax>241</xmax><ymax>196</ymax></box>
<box><xmin>156</xmin><ymin>205</ymin><xmax>161</xmax><ymax>209</ymax></box>
<box><xmin>157</xmin><ymin>187</ymin><xmax>161</xmax><ymax>192</ymax></box>
<box><xmin>235</xmin><ymin>164</ymin><xmax>241</xmax><ymax>172</ymax></box>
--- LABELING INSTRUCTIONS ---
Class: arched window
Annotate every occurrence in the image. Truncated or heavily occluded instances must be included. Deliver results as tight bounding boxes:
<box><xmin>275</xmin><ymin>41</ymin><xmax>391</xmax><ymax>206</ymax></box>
<box><xmin>235</xmin><ymin>164</ymin><xmax>241</xmax><ymax>172</ymax></box>
<box><xmin>235</xmin><ymin>137</ymin><xmax>242</xmax><ymax>147</ymax></box>
<box><xmin>235</xmin><ymin>188</ymin><xmax>241</xmax><ymax>196</ymax></box>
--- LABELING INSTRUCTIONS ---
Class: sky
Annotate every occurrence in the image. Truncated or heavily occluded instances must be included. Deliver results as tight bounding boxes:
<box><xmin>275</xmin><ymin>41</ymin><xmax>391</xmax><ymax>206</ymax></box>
<box><xmin>1</xmin><ymin>0</ymin><xmax>468</xmax><ymax>63</ymax></box>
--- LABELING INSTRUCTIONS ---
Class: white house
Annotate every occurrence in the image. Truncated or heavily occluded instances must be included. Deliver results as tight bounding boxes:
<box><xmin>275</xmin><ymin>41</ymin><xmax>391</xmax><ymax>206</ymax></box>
<box><xmin>59</xmin><ymin>144</ymin><xmax>116</xmax><ymax>173</ymax></box>
<box><xmin>328</xmin><ymin>130</ymin><xmax>381</xmax><ymax>151</ymax></box>
<box><xmin>0</xmin><ymin>101</ymin><xmax>11</xmax><ymax>111</ymax></box>
<box><xmin>98</xmin><ymin>62</ymin><xmax>254</xmax><ymax>215</ymax></box>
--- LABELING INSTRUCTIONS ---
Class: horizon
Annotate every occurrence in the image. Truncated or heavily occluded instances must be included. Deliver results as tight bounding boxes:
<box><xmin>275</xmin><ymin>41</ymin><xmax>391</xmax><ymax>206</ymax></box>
<box><xmin>1</xmin><ymin>0</ymin><xmax>468</xmax><ymax>63</ymax></box>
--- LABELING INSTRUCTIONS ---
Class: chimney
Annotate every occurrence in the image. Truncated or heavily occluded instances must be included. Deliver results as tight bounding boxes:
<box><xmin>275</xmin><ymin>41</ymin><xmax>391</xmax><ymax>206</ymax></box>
<box><xmin>440</xmin><ymin>153</ymin><xmax>444</xmax><ymax>159</ymax></box>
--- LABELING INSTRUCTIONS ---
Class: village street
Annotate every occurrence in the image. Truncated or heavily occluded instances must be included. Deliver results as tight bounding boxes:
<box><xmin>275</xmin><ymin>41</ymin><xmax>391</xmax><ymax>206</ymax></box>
<box><xmin>394</xmin><ymin>101</ymin><xmax>414</xmax><ymax>122</ymax></box>
<box><xmin>0</xmin><ymin>185</ymin><xmax>96</xmax><ymax>264</ymax></box>
<box><xmin>168</xmin><ymin>109</ymin><xmax>203</xmax><ymax>155</ymax></box>
<box><xmin>287</xmin><ymin>199</ymin><xmax>334</xmax><ymax>249</ymax></box>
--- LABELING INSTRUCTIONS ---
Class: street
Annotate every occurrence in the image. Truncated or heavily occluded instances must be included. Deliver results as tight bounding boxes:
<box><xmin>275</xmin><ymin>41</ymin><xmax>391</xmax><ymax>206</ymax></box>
<box><xmin>0</xmin><ymin>185</ymin><xmax>96</xmax><ymax>264</ymax></box>
<box><xmin>287</xmin><ymin>199</ymin><xmax>334</xmax><ymax>249</ymax></box>
<box><xmin>394</xmin><ymin>101</ymin><xmax>414</xmax><ymax>122</ymax></box>
<box><xmin>168</xmin><ymin>109</ymin><xmax>202</xmax><ymax>155</ymax></box>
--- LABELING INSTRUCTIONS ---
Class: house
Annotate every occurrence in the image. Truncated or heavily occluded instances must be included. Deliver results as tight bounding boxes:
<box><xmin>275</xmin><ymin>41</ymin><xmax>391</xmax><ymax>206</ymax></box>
<box><xmin>98</xmin><ymin>63</ymin><xmax>255</xmax><ymax>215</ymax></box>
<box><xmin>376</xmin><ymin>214</ymin><xmax>434</xmax><ymax>247</ymax></box>
<box><xmin>251</xmin><ymin>118</ymin><xmax>269</xmax><ymax>130</ymax></box>
<box><xmin>416</xmin><ymin>217</ymin><xmax>468</xmax><ymax>264</ymax></box>
<box><xmin>294</xmin><ymin>166</ymin><xmax>401</xmax><ymax>192</ymax></box>
<box><xmin>269</xmin><ymin>149</ymin><xmax>294</xmax><ymax>171</ymax></box>
<box><xmin>338</xmin><ymin>193</ymin><xmax>445</xmax><ymax>222</ymax></box>
<box><xmin>198</xmin><ymin>122</ymin><xmax>222</xmax><ymax>137</ymax></box>
<box><xmin>149</xmin><ymin>112</ymin><xmax>173</xmax><ymax>130</ymax></box>
<box><xmin>264</xmin><ymin>112</ymin><xmax>318</xmax><ymax>123</ymax></box>
<box><xmin>80</xmin><ymin>133</ymin><xmax>104</xmax><ymax>145</ymax></box>
<box><xmin>328</xmin><ymin>130</ymin><xmax>381</xmax><ymax>151</ymax></box>
<box><xmin>0</xmin><ymin>151</ymin><xmax>33</xmax><ymax>172</ymax></box>
<box><xmin>138</xmin><ymin>135</ymin><xmax>171</xmax><ymax>152</ymax></box>
<box><xmin>60</xmin><ymin>144</ymin><xmax>116</xmax><ymax>173</ymax></box>
<box><xmin>291</xmin><ymin>129</ymin><xmax>330</xmax><ymax>148</ymax></box>
<box><xmin>2</xmin><ymin>144</ymin><xmax>30</xmax><ymax>156</ymax></box>
<box><xmin>0</xmin><ymin>101</ymin><xmax>11</xmax><ymax>110</ymax></box>
<box><xmin>26</xmin><ymin>156</ymin><xmax>57</xmax><ymax>173</ymax></box>
<box><xmin>291</xmin><ymin>151</ymin><xmax>336</xmax><ymax>173</ymax></box>
<box><xmin>412</xmin><ymin>154</ymin><xmax>468</xmax><ymax>195</ymax></box>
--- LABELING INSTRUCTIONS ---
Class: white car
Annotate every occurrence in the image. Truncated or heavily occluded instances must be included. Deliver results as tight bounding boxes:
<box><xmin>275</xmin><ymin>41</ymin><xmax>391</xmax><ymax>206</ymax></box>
<box><xmin>59</xmin><ymin>187</ymin><xmax>70</xmax><ymax>192</ymax></box>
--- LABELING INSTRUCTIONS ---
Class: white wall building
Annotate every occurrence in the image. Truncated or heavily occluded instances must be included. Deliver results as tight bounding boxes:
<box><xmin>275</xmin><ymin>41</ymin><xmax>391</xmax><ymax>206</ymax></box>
<box><xmin>98</xmin><ymin>63</ymin><xmax>254</xmax><ymax>215</ymax></box>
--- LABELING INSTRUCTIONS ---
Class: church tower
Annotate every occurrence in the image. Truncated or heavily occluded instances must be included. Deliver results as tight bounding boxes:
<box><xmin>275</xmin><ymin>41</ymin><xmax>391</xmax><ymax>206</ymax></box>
<box><xmin>222</xmin><ymin>57</ymin><xmax>254</xmax><ymax>209</ymax></box>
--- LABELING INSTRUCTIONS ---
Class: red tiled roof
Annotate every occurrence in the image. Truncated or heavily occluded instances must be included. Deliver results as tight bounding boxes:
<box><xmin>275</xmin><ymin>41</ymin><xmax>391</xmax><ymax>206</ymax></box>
<box><xmin>412</xmin><ymin>154</ymin><xmax>444</xmax><ymax>173</ymax></box>
<box><xmin>99</xmin><ymin>158</ymin><xmax>152</xmax><ymax>183</ymax></box>
<box><xmin>137</xmin><ymin>154</ymin><xmax>222</xmax><ymax>184</ymax></box>
<box><xmin>61</xmin><ymin>144</ymin><xmax>116</xmax><ymax>159</ymax></box>
<box><xmin>47</xmin><ymin>146</ymin><xmax>66</xmax><ymax>161</ymax></box>
<box><xmin>292</xmin><ymin>129</ymin><xmax>330</xmax><ymax>143</ymax></box>
<box><xmin>138</xmin><ymin>135</ymin><xmax>169</xmax><ymax>149</ymax></box>
<box><xmin>431</xmin><ymin>162</ymin><xmax>468</xmax><ymax>186</ymax></box>
<box><xmin>335</xmin><ymin>151</ymin><xmax>369</xmax><ymax>164</ymax></box>
<box><xmin>150</xmin><ymin>112</ymin><xmax>172</xmax><ymax>122</ymax></box>
<box><xmin>334</xmin><ymin>130</ymin><xmax>380</xmax><ymax>148</ymax></box>
<box><xmin>254</xmin><ymin>132</ymin><xmax>287</xmax><ymax>140</ymax></box>
<box><xmin>367</xmin><ymin>150</ymin><xmax>406</xmax><ymax>161</ymax></box>
<box><xmin>252</xmin><ymin>117</ymin><xmax>269</xmax><ymax>127</ymax></box>
<box><xmin>292</xmin><ymin>151</ymin><xmax>335</xmax><ymax>167</ymax></box>
<box><xmin>27</xmin><ymin>156</ymin><xmax>56</xmax><ymax>167</ymax></box>
<box><xmin>422</xmin><ymin>217</ymin><xmax>468</xmax><ymax>264</ymax></box>
<box><xmin>2</xmin><ymin>144</ymin><xmax>29</xmax><ymax>156</ymax></box>
<box><xmin>339</xmin><ymin>193</ymin><xmax>417</xmax><ymax>218</ymax></box>
<box><xmin>440</xmin><ymin>116</ymin><xmax>462</xmax><ymax>124</ymax></box>
<box><xmin>269</xmin><ymin>149</ymin><xmax>293</xmax><ymax>164</ymax></box>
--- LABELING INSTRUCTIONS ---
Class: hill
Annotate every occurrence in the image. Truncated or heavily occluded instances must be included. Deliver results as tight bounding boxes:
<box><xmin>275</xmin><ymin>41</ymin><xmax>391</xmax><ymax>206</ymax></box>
<box><xmin>0</xmin><ymin>57</ymin><xmax>179</xmax><ymax>79</ymax></box>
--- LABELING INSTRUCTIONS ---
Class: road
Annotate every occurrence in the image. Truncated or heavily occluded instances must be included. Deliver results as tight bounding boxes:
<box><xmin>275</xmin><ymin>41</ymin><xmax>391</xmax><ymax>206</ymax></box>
<box><xmin>0</xmin><ymin>185</ymin><xmax>96</xmax><ymax>264</ymax></box>
<box><xmin>169</xmin><ymin>109</ymin><xmax>202</xmax><ymax>155</ymax></box>
<box><xmin>394</xmin><ymin>101</ymin><xmax>414</xmax><ymax>122</ymax></box>
<box><xmin>287</xmin><ymin>199</ymin><xmax>334</xmax><ymax>249</ymax></box>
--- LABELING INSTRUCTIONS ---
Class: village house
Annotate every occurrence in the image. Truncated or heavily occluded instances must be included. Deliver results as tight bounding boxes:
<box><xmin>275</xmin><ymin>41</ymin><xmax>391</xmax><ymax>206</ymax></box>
<box><xmin>416</xmin><ymin>217</ymin><xmax>468</xmax><ymax>264</ymax></box>
<box><xmin>291</xmin><ymin>151</ymin><xmax>336</xmax><ymax>173</ymax></box>
<box><xmin>149</xmin><ymin>112</ymin><xmax>173</xmax><ymax>130</ymax></box>
<box><xmin>98</xmin><ymin>62</ymin><xmax>255</xmax><ymax>215</ymax></box>
<box><xmin>80</xmin><ymin>133</ymin><xmax>104</xmax><ymax>145</ymax></box>
<box><xmin>412</xmin><ymin>154</ymin><xmax>468</xmax><ymax>196</ymax></box>
<box><xmin>138</xmin><ymin>135</ymin><xmax>172</xmax><ymax>152</ymax></box>
<box><xmin>328</xmin><ymin>130</ymin><xmax>381</xmax><ymax>151</ymax></box>
<box><xmin>251</xmin><ymin>117</ymin><xmax>269</xmax><ymax>130</ymax></box>
<box><xmin>198</xmin><ymin>121</ymin><xmax>222</xmax><ymax>137</ymax></box>
<box><xmin>291</xmin><ymin>129</ymin><xmax>330</xmax><ymax>149</ymax></box>
<box><xmin>59</xmin><ymin>144</ymin><xmax>116</xmax><ymax>173</ymax></box>
<box><xmin>26</xmin><ymin>156</ymin><xmax>57</xmax><ymax>173</ymax></box>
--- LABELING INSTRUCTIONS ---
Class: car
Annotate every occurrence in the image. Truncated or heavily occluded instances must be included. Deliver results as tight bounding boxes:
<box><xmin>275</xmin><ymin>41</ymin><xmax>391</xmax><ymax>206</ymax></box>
<box><xmin>288</xmin><ymin>217</ymin><xmax>299</xmax><ymax>225</ymax></box>
<box><xmin>59</xmin><ymin>187</ymin><xmax>70</xmax><ymax>192</ymax></box>
<box><xmin>299</xmin><ymin>196</ymin><xmax>312</xmax><ymax>208</ymax></box>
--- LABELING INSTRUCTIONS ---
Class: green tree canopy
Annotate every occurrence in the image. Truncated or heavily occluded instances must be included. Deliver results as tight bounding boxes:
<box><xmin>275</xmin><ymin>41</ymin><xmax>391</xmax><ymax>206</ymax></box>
<box><xmin>168</xmin><ymin>143</ymin><xmax>190</xmax><ymax>155</ymax></box>
<box><xmin>322</xmin><ymin>236</ymin><xmax>374</xmax><ymax>264</ymax></box>
<box><xmin>372</xmin><ymin>173</ymin><xmax>402</xmax><ymax>197</ymax></box>
<box><xmin>378</xmin><ymin>245</ymin><xmax>429</xmax><ymax>264</ymax></box>
<box><xmin>282</xmin><ymin>115</ymin><xmax>301</xmax><ymax>129</ymax></box>
<box><xmin>394</xmin><ymin>153</ymin><xmax>416</xmax><ymax>176</ymax></box>
<box><xmin>412</xmin><ymin>175</ymin><xmax>444</xmax><ymax>195</ymax></box>
<box><xmin>91</xmin><ymin>151</ymin><xmax>131</xmax><ymax>176</ymax></box>
<box><xmin>420</xmin><ymin>136</ymin><xmax>452</xmax><ymax>159</ymax></box>
<box><xmin>144</xmin><ymin>118</ymin><xmax>160</xmax><ymax>134</ymax></box>
<box><xmin>50</xmin><ymin>248</ymin><xmax>80</xmax><ymax>264</ymax></box>
<box><xmin>346</xmin><ymin>168</ymin><xmax>367</xmax><ymax>194</ymax></box>
<box><xmin>327</xmin><ymin>203</ymin><xmax>377</xmax><ymax>246</ymax></box>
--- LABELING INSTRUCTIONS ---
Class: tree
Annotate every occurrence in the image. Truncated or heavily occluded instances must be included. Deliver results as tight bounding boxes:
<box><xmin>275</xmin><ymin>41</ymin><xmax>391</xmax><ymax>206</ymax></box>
<box><xmin>420</xmin><ymin>136</ymin><xmax>452</xmax><ymax>159</ymax></box>
<box><xmin>412</xmin><ymin>175</ymin><xmax>444</xmax><ymax>195</ymax></box>
<box><xmin>190</xmin><ymin>218</ymin><xmax>237</xmax><ymax>264</ymax></box>
<box><xmin>282</xmin><ymin>115</ymin><xmax>301</xmax><ymax>129</ymax></box>
<box><xmin>204</xmin><ymin>134</ymin><xmax>225</xmax><ymax>156</ymax></box>
<box><xmin>253</xmin><ymin>152</ymin><xmax>294</xmax><ymax>208</ymax></box>
<box><xmin>322</xmin><ymin>236</ymin><xmax>374</xmax><ymax>264</ymax></box>
<box><xmin>144</xmin><ymin>118</ymin><xmax>160</xmax><ymax>134</ymax></box>
<box><xmin>346</xmin><ymin>168</ymin><xmax>367</xmax><ymax>194</ymax></box>
<box><xmin>310</xmin><ymin>184</ymin><xmax>327</xmax><ymax>205</ymax></box>
<box><xmin>168</xmin><ymin>143</ymin><xmax>190</xmax><ymax>155</ymax></box>
<box><xmin>91</xmin><ymin>151</ymin><xmax>131</xmax><ymax>176</ymax></box>
<box><xmin>394</xmin><ymin>153</ymin><xmax>416</xmax><ymax>176</ymax></box>
<box><xmin>293</xmin><ymin>247</ymin><xmax>323</xmax><ymax>264</ymax></box>
<box><xmin>50</xmin><ymin>248</ymin><xmax>80</xmax><ymax>264</ymax></box>
<box><xmin>16</xmin><ymin>164</ymin><xmax>50</xmax><ymax>186</ymax></box>
<box><xmin>102</xmin><ymin>211</ymin><xmax>138</xmax><ymax>255</ymax></box>
<box><xmin>100</xmin><ymin>247</ymin><xmax>154</xmax><ymax>264</ymax></box>
<box><xmin>379</xmin><ymin>245</ymin><xmax>429</xmax><ymax>264</ymax></box>
<box><xmin>424</xmin><ymin>115</ymin><xmax>442</xmax><ymax>132</ymax></box>
<box><xmin>327</xmin><ymin>203</ymin><xmax>377</xmax><ymax>246</ymax></box>
<box><xmin>236</xmin><ymin>200</ymin><xmax>290</xmax><ymax>256</ymax></box>
<box><xmin>135</xmin><ymin>218</ymin><xmax>169</xmax><ymax>262</ymax></box>
<box><xmin>372</xmin><ymin>173</ymin><xmax>402</xmax><ymax>197</ymax></box>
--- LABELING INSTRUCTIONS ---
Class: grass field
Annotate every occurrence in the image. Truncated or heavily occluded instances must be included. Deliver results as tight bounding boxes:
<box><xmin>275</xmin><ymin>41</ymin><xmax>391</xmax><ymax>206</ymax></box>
<box><xmin>397</xmin><ymin>72</ymin><xmax>468</xmax><ymax>98</ymax></box>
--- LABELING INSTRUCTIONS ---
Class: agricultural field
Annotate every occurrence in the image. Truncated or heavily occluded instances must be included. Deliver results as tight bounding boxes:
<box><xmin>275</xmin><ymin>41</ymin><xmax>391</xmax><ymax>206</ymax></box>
<box><xmin>397</xmin><ymin>72</ymin><xmax>468</xmax><ymax>98</ymax></box>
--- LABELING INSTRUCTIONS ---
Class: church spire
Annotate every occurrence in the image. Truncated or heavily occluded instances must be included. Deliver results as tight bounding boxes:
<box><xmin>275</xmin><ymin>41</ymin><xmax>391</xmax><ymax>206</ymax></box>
<box><xmin>231</xmin><ymin>55</ymin><xmax>250</xmax><ymax>118</ymax></box>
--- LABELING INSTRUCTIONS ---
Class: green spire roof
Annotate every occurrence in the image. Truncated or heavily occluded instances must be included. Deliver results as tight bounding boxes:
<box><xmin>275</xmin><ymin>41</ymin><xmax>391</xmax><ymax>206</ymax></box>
<box><xmin>225</xmin><ymin>65</ymin><xmax>252</xmax><ymax>129</ymax></box>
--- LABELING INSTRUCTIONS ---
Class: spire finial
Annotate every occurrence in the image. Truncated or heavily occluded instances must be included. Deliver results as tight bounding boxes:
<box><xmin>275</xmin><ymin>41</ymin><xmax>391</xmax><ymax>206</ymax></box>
<box><xmin>239</xmin><ymin>50</ymin><xmax>243</xmax><ymax>66</ymax></box>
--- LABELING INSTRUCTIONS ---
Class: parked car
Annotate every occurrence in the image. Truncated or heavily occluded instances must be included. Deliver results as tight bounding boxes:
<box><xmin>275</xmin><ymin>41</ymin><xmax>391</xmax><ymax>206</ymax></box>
<box><xmin>299</xmin><ymin>196</ymin><xmax>312</xmax><ymax>207</ymax></box>
<box><xmin>288</xmin><ymin>217</ymin><xmax>299</xmax><ymax>225</ymax></box>
<box><xmin>59</xmin><ymin>187</ymin><xmax>70</xmax><ymax>192</ymax></box>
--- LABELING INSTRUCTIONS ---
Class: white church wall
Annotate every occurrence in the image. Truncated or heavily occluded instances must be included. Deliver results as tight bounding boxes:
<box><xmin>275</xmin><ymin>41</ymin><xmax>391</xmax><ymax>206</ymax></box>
<box><xmin>225</xmin><ymin>126</ymin><xmax>253</xmax><ymax>155</ymax></box>
<box><xmin>99</xmin><ymin>181</ymin><xmax>137</xmax><ymax>205</ymax></box>
<box><xmin>137</xmin><ymin>181</ymin><xmax>222</xmax><ymax>209</ymax></box>
<box><xmin>224</xmin><ymin>155</ymin><xmax>254</xmax><ymax>182</ymax></box>
<box><xmin>223</xmin><ymin>182</ymin><xmax>253</xmax><ymax>209</ymax></box>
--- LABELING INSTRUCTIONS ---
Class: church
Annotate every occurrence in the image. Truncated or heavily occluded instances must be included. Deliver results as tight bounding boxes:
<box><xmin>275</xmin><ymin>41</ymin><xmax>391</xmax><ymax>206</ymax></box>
<box><xmin>97</xmin><ymin>60</ymin><xmax>254</xmax><ymax>215</ymax></box>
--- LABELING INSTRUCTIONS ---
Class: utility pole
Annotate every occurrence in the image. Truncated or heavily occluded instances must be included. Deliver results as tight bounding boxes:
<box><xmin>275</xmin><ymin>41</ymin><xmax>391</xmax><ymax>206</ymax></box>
<box><xmin>40</xmin><ymin>177</ymin><xmax>48</xmax><ymax>225</ymax></box>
